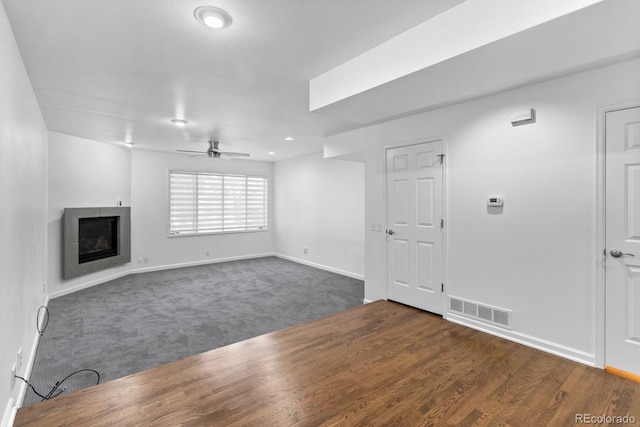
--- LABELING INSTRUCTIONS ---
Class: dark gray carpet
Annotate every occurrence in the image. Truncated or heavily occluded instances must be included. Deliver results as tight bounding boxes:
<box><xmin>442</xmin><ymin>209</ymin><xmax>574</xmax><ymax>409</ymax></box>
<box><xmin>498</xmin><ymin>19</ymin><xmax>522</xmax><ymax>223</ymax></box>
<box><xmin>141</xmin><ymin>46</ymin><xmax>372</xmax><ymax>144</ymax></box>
<box><xmin>22</xmin><ymin>256</ymin><xmax>363</xmax><ymax>406</ymax></box>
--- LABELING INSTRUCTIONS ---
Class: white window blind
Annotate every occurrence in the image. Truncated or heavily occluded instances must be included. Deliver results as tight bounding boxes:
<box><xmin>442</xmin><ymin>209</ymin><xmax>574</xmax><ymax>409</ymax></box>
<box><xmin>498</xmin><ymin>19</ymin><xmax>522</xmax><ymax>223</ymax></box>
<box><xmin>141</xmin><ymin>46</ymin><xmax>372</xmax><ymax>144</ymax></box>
<box><xmin>169</xmin><ymin>171</ymin><xmax>268</xmax><ymax>235</ymax></box>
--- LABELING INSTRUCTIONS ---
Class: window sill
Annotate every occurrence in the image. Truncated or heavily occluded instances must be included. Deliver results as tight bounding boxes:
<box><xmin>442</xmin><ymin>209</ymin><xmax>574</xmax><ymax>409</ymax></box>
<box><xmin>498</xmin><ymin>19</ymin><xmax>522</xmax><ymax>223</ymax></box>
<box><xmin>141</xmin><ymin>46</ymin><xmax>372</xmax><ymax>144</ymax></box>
<box><xmin>168</xmin><ymin>228</ymin><xmax>270</xmax><ymax>238</ymax></box>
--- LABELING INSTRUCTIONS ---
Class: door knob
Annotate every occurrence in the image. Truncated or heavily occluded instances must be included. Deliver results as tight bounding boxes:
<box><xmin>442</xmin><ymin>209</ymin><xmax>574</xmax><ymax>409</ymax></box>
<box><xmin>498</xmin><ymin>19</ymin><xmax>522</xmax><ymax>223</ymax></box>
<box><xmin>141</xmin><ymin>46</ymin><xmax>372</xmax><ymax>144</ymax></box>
<box><xmin>386</xmin><ymin>229</ymin><xmax>395</xmax><ymax>235</ymax></box>
<box><xmin>610</xmin><ymin>249</ymin><xmax>635</xmax><ymax>258</ymax></box>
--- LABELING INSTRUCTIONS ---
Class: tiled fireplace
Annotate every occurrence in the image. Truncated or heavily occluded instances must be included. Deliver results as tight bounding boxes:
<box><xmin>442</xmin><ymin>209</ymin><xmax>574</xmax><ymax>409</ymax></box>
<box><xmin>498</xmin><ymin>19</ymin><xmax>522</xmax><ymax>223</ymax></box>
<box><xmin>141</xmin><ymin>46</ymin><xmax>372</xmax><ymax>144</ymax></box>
<box><xmin>63</xmin><ymin>207</ymin><xmax>131</xmax><ymax>279</ymax></box>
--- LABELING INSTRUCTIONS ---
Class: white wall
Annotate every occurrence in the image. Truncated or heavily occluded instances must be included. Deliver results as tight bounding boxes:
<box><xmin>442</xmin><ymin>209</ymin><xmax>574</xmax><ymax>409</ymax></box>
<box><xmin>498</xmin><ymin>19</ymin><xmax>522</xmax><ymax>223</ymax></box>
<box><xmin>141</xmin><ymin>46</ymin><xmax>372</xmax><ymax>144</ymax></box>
<box><xmin>326</xmin><ymin>58</ymin><xmax>640</xmax><ymax>365</ymax></box>
<box><xmin>131</xmin><ymin>150</ymin><xmax>274</xmax><ymax>271</ymax></box>
<box><xmin>274</xmin><ymin>153</ymin><xmax>364</xmax><ymax>278</ymax></box>
<box><xmin>47</xmin><ymin>131</ymin><xmax>132</xmax><ymax>296</ymax></box>
<box><xmin>0</xmin><ymin>3</ymin><xmax>48</xmax><ymax>425</ymax></box>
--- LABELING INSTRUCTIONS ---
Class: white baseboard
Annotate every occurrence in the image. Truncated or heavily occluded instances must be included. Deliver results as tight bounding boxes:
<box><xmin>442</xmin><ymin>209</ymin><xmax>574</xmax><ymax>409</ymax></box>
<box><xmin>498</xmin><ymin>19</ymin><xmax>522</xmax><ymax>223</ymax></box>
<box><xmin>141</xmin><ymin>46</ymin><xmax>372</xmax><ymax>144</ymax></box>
<box><xmin>130</xmin><ymin>253</ymin><xmax>277</xmax><ymax>275</ymax></box>
<box><xmin>273</xmin><ymin>253</ymin><xmax>364</xmax><ymax>281</ymax></box>
<box><xmin>363</xmin><ymin>299</ymin><xmax>374</xmax><ymax>304</ymax></box>
<box><xmin>19</xmin><ymin>296</ymin><xmax>49</xmax><ymax>404</ymax></box>
<box><xmin>445</xmin><ymin>312</ymin><xmax>596</xmax><ymax>367</ymax></box>
<box><xmin>14</xmin><ymin>330</ymin><xmax>45</xmax><ymax>410</ymax></box>
<box><xmin>3</xmin><ymin>296</ymin><xmax>50</xmax><ymax>427</ymax></box>
<box><xmin>1</xmin><ymin>398</ymin><xmax>15</xmax><ymax>427</ymax></box>
<box><xmin>48</xmin><ymin>270</ymin><xmax>131</xmax><ymax>299</ymax></box>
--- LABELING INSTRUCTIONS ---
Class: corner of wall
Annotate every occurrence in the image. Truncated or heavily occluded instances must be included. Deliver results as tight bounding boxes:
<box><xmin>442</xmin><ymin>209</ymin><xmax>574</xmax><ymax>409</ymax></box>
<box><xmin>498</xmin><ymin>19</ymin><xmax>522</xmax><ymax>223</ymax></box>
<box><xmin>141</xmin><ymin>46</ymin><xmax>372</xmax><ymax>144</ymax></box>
<box><xmin>47</xmin><ymin>132</ymin><xmax>133</xmax><ymax>296</ymax></box>
<box><xmin>0</xmin><ymin>0</ymin><xmax>49</xmax><ymax>423</ymax></box>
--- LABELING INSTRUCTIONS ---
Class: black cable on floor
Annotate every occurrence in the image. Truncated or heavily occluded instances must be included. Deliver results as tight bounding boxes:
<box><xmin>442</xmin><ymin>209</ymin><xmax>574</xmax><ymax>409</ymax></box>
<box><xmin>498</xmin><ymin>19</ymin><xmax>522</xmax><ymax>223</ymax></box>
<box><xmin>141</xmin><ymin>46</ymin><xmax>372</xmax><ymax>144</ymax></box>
<box><xmin>23</xmin><ymin>306</ymin><xmax>100</xmax><ymax>401</ymax></box>
<box><xmin>15</xmin><ymin>369</ymin><xmax>101</xmax><ymax>401</ymax></box>
<box><xmin>37</xmin><ymin>305</ymin><xmax>49</xmax><ymax>336</ymax></box>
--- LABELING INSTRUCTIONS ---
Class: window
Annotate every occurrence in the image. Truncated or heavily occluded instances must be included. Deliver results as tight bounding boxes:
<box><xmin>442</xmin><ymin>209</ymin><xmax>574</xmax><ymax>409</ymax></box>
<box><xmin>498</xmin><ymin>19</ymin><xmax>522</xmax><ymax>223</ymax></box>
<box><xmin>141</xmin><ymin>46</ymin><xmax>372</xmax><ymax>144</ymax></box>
<box><xmin>169</xmin><ymin>171</ymin><xmax>268</xmax><ymax>235</ymax></box>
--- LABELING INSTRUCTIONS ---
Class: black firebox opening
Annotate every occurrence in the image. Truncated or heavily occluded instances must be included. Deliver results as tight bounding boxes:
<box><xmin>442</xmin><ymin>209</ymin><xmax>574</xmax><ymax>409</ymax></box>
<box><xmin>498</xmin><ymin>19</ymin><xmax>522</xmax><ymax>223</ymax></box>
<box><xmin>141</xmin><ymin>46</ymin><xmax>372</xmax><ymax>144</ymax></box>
<box><xmin>78</xmin><ymin>216</ymin><xmax>119</xmax><ymax>264</ymax></box>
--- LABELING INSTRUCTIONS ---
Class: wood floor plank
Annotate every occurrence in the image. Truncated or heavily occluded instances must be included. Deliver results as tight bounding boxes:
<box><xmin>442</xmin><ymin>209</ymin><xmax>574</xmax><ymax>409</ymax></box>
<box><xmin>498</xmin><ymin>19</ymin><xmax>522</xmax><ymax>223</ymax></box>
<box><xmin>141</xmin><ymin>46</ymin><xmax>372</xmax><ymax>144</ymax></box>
<box><xmin>15</xmin><ymin>300</ymin><xmax>640</xmax><ymax>427</ymax></box>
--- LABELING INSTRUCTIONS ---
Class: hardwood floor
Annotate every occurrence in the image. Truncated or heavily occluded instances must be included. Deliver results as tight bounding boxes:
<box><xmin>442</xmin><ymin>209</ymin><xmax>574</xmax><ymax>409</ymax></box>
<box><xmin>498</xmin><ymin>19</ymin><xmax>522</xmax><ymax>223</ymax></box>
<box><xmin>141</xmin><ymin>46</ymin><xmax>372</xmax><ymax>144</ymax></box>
<box><xmin>15</xmin><ymin>300</ymin><xmax>640</xmax><ymax>426</ymax></box>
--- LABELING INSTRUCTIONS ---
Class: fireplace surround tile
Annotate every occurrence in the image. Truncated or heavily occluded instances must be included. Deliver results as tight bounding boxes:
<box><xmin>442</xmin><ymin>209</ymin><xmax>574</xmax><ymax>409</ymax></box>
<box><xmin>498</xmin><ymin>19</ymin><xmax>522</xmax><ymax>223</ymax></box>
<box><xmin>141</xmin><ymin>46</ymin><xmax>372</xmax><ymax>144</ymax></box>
<box><xmin>63</xmin><ymin>207</ymin><xmax>131</xmax><ymax>279</ymax></box>
<box><xmin>63</xmin><ymin>208</ymin><xmax>100</xmax><ymax>245</ymax></box>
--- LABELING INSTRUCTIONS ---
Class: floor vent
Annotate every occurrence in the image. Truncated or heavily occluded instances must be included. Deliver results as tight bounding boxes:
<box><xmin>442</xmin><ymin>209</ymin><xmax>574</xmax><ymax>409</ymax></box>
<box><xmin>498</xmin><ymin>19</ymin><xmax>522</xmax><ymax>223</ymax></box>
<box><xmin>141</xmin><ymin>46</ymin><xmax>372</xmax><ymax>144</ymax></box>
<box><xmin>449</xmin><ymin>297</ymin><xmax>512</xmax><ymax>329</ymax></box>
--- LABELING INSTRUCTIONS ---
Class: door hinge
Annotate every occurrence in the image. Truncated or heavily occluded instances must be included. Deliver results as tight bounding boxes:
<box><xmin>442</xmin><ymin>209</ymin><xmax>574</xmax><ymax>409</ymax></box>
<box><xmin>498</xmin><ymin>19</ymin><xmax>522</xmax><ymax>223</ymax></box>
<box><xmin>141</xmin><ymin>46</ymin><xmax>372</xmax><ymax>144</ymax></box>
<box><xmin>440</xmin><ymin>219</ymin><xmax>444</xmax><ymax>229</ymax></box>
<box><xmin>438</xmin><ymin>153</ymin><xmax>445</xmax><ymax>165</ymax></box>
<box><xmin>441</xmin><ymin>283</ymin><xmax>444</xmax><ymax>292</ymax></box>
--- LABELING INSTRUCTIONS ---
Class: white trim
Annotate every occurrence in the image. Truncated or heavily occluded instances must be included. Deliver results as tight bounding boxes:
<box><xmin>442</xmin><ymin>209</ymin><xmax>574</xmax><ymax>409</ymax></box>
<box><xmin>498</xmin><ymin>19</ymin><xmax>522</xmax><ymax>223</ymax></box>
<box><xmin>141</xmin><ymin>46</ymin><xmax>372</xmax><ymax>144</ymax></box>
<box><xmin>2</xmin><ymin>334</ymin><xmax>38</xmax><ymax>424</ymax></box>
<box><xmin>273</xmin><ymin>253</ymin><xmax>364</xmax><ymax>281</ymax></box>
<box><xmin>167</xmin><ymin>228</ymin><xmax>270</xmax><ymax>238</ymax></box>
<box><xmin>446</xmin><ymin>312</ymin><xmax>596</xmax><ymax>367</ymax></box>
<box><xmin>595</xmin><ymin>103</ymin><xmax>608</xmax><ymax>370</ymax></box>
<box><xmin>380</xmin><ymin>142</ymin><xmax>389</xmax><ymax>302</ymax></box>
<box><xmin>130</xmin><ymin>253</ymin><xmax>276</xmax><ymax>275</ymax></box>
<box><xmin>1</xmin><ymin>399</ymin><xmax>15</xmax><ymax>427</ymax></box>
<box><xmin>47</xmin><ymin>270</ymin><xmax>131</xmax><ymax>299</ymax></box>
<box><xmin>596</xmin><ymin>100</ymin><xmax>640</xmax><ymax>370</ymax></box>
<box><xmin>5</xmin><ymin>295</ymin><xmax>50</xmax><ymax>426</ymax></box>
<box><xmin>17</xmin><ymin>324</ymin><xmax>47</xmax><ymax>407</ymax></box>
<box><xmin>363</xmin><ymin>299</ymin><xmax>374</xmax><ymax>304</ymax></box>
<box><xmin>440</xmin><ymin>136</ymin><xmax>450</xmax><ymax>315</ymax></box>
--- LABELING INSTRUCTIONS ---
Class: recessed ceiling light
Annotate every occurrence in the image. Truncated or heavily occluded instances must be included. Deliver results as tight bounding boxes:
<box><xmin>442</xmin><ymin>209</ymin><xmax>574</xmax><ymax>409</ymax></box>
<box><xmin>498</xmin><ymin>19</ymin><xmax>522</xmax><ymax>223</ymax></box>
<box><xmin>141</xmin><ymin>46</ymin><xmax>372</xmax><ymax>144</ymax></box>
<box><xmin>171</xmin><ymin>119</ymin><xmax>189</xmax><ymax>127</ymax></box>
<box><xmin>268</xmin><ymin>151</ymin><xmax>275</xmax><ymax>155</ymax></box>
<box><xmin>284</xmin><ymin>137</ymin><xmax>294</xmax><ymax>141</ymax></box>
<box><xmin>194</xmin><ymin>6</ymin><xmax>232</xmax><ymax>29</ymax></box>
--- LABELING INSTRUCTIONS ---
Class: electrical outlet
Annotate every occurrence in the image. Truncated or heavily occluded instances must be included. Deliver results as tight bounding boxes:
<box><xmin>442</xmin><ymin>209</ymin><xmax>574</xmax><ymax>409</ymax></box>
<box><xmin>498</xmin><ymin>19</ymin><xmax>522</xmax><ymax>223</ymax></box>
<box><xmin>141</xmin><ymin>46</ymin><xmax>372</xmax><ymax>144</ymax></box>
<box><xmin>17</xmin><ymin>347</ymin><xmax>23</xmax><ymax>370</ymax></box>
<box><xmin>303</xmin><ymin>247</ymin><xmax>308</xmax><ymax>254</ymax></box>
<box><xmin>205</xmin><ymin>251</ymin><xmax>210</xmax><ymax>256</ymax></box>
<box><xmin>143</xmin><ymin>257</ymin><xmax>148</xmax><ymax>263</ymax></box>
<box><xmin>137</xmin><ymin>257</ymin><xmax>143</xmax><ymax>264</ymax></box>
<box><xmin>10</xmin><ymin>363</ymin><xmax>16</xmax><ymax>390</ymax></box>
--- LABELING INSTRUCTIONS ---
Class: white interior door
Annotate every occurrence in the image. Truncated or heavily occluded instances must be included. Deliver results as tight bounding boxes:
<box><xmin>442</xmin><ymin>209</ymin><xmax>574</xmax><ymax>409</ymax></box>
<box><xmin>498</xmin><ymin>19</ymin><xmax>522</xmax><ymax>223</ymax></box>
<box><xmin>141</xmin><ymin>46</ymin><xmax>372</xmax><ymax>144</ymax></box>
<box><xmin>386</xmin><ymin>141</ymin><xmax>444</xmax><ymax>314</ymax></box>
<box><xmin>605</xmin><ymin>106</ymin><xmax>640</xmax><ymax>376</ymax></box>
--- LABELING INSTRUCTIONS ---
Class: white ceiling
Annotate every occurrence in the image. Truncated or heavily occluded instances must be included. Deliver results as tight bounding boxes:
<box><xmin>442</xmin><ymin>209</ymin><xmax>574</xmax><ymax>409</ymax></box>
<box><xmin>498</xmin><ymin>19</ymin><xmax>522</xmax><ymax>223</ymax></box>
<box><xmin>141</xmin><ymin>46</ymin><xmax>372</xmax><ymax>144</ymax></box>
<box><xmin>2</xmin><ymin>0</ymin><xmax>465</xmax><ymax>161</ymax></box>
<box><xmin>311</xmin><ymin>0</ymin><xmax>640</xmax><ymax>124</ymax></box>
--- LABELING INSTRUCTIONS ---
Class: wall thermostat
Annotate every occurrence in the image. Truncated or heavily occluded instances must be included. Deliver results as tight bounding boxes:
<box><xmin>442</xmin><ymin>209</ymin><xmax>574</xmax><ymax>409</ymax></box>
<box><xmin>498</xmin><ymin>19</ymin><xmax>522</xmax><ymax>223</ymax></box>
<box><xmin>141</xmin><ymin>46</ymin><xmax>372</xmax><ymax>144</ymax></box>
<box><xmin>487</xmin><ymin>197</ymin><xmax>503</xmax><ymax>207</ymax></box>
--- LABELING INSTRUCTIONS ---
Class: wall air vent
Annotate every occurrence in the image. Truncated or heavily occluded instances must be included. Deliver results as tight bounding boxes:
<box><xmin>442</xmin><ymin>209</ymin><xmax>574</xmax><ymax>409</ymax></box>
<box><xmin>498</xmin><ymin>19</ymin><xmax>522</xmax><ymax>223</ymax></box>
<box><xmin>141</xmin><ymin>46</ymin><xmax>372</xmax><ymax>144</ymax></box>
<box><xmin>449</xmin><ymin>296</ymin><xmax>512</xmax><ymax>330</ymax></box>
<box><xmin>463</xmin><ymin>301</ymin><xmax>477</xmax><ymax>317</ymax></box>
<box><xmin>450</xmin><ymin>298</ymin><xmax>463</xmax><ymax>313</ymax></box>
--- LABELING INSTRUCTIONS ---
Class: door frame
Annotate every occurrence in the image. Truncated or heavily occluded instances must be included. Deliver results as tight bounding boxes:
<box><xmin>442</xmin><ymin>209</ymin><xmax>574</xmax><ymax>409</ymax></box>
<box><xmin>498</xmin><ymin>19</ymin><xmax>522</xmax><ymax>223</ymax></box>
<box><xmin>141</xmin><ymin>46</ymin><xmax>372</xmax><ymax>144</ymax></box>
<box><xmin>382</xmin><ymin>136</ymin><xmax>449</xmax><ymax>315</ymax></box>
<box><xmin>596</xmin><ymin>100</ymin><xmax>640</xmax><ymax>369</ymax></box>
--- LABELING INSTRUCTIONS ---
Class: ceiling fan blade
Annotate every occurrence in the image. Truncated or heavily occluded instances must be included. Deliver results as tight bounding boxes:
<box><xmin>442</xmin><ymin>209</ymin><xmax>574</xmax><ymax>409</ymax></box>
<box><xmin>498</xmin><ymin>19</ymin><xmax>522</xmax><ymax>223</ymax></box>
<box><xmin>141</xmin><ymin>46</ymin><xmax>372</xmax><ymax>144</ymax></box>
<box><xmin>181</xmin><ymin>142</ymin><xmax>248</xmax><ymax>159</ymax></box>
<box><xmin>220</xmin><ymin>152</ymin><xmax>250</xmax><ymax>157</ymax></box>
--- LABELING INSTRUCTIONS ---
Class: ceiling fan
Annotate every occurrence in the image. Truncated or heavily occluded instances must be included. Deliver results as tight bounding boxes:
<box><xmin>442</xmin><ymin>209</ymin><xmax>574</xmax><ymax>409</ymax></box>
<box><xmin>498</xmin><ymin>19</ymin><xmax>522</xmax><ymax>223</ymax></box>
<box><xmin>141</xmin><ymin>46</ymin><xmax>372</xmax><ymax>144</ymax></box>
<box><xmin>177</xmin><ymin>141</ymin><xmax>250</xmax><ymax>159</ymax></box>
